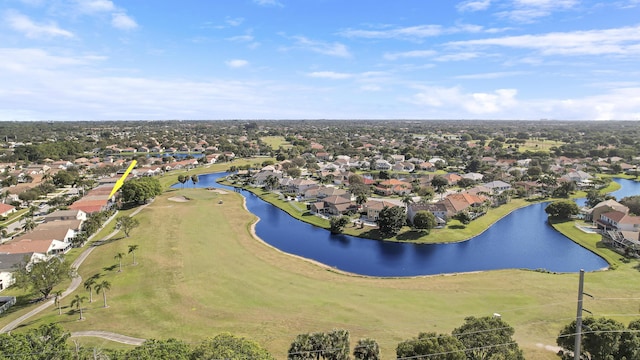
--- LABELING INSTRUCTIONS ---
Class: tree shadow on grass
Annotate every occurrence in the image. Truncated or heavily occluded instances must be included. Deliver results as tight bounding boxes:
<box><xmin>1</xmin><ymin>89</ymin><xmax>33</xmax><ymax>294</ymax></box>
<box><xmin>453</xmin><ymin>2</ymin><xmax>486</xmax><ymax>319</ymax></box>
<box><xmin>448</xmin><ymin>224</ymin><xmax>466</xmax><ymax>230</ymax></box>
<box><xmin>94</xmin><ymin>236</ymin><xmax>125</xmax><ymax>247</ymax></box>
<box><xmin>359</xmin><ymin>229</ymin><xmax>387</xmax><ymax>240</ymax></box>
<box><xmin>102</xmin><ymin>264</ymin><xmax>118</xmax><ymax>272</ymax></box>
<box><xmin>396</xmin><ymin>230</ymin><xmax>428</xmax><ymax>241</ymax></box>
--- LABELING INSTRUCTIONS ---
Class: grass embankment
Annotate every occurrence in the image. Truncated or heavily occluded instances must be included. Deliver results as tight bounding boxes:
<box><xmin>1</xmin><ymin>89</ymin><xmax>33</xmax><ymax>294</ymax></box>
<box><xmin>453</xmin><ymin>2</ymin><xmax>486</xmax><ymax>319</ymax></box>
<box><xmin>6</xmin><ymin>188</ymin><xmax>640</xmax><ymax>360</ymax></box>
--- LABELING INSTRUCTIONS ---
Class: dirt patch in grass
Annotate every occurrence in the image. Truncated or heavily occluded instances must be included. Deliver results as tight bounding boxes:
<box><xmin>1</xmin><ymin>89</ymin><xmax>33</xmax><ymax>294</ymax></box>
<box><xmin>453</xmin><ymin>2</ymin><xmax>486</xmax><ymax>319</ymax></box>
<box><xmin>168</xmin><ymin>196</ymin><xmax>190</xmax><ymax>202</ymax></box>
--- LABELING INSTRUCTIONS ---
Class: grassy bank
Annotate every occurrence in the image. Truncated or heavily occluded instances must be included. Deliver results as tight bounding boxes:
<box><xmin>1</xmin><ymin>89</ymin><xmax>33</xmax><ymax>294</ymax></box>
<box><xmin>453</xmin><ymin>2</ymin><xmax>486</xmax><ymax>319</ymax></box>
<box><xmin>5</xmin><ymin>188</ymin><xmax>639</xmax><ymax>359</ymax></box>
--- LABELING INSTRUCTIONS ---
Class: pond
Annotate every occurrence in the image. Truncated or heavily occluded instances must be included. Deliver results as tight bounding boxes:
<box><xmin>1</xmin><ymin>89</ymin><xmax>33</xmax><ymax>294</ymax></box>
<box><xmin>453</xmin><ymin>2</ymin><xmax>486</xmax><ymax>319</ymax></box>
<box><xmin>172</xmin><ymin>174</ymin><xmax>640</xmax><ymax>277</ymax></box>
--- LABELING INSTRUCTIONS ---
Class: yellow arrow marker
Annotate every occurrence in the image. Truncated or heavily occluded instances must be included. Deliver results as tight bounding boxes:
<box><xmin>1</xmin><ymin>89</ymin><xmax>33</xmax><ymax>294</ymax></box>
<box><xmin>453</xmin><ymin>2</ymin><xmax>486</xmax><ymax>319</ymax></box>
<box><xmin>109</xmin><ymin>160</ymin><xmax>137</xmax><ymax>198</ymax></box>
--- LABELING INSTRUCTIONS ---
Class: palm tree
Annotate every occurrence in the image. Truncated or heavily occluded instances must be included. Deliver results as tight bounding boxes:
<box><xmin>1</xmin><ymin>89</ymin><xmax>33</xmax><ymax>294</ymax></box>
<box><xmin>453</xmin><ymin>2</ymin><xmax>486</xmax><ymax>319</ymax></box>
<box><xmin>53</xmin><ymin>290</ymin><xmax>63</xmax><ymax>315</ymax></box>
<box><xmin>95</xmin><ymin>280</ymin><xmax>111</xmax><ymax>308</ymax></box>
<box><xmin>70</xmin><ymin>294</ymin><xmax>87</xmax><ymax>320</ymax></box>
<box><xmin>83</xmin><ymin>277</ymin><xmax>97</xmax><ymax>303</ymax></box>
<box><xmin>401</xmin><ymin>194</ymin><xmax>414</xmax><ymax>208</ymax></box>
<box><xmin>22</xmin><ymin>218</ymin><xmax>36</xmax><ymax>232</ymax></box>
<box><xmin>114</xmin><ymin>252</ymin><xmax>125</xmax><ymax>272</ymax></box>
<box><xmin>128</xmin><ymin>244</ymin><xmax>139</xmax><ymax>265</ymax></box>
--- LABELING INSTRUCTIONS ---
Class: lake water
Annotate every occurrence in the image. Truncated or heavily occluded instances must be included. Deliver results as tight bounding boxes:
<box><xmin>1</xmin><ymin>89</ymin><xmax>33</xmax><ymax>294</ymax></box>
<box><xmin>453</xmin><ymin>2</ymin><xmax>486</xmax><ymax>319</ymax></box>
<box><xmin>172</xmin><ymin>174</ymin><xmax>640</xmax><ymax>277</ymax></box>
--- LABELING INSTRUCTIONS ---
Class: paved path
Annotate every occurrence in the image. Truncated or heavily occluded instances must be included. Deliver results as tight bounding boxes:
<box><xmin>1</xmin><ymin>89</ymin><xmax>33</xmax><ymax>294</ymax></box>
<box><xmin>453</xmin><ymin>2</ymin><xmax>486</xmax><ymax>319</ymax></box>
<box><xmin>70</xmin><ymin>331</ymin><xmax>145</xmax><ymax>345</ymax></box>
<box><xmin>0</xmin><ymin>203</ymin><xmax>151</xmax><ymax>334</ymax></box>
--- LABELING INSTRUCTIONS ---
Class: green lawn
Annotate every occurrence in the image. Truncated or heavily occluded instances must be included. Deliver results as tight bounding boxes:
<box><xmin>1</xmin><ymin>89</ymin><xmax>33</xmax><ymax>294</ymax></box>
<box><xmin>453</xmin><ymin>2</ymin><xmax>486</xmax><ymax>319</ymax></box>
<box><xmin>4</xmin><ymin>186</ymin><xmax>640</xmax><ymax>359</ymax></box>
<box><xmin>260</xmin><ymin>136</ymin><xmax>292</xmax><ymax>150</ymax></box>
<box><xmin>518</xmin><ymin>139</ymin><xmax>565</xmax><ymax>153</ymax></box>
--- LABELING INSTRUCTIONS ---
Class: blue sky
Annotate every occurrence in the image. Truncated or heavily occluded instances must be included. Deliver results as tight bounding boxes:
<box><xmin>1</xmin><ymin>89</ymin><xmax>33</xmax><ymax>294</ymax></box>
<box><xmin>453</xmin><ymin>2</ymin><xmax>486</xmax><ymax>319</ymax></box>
<box><xmin>2</xmin><ymin>0</ymin><xmax>640</xmax><ymax>121</ymax></box>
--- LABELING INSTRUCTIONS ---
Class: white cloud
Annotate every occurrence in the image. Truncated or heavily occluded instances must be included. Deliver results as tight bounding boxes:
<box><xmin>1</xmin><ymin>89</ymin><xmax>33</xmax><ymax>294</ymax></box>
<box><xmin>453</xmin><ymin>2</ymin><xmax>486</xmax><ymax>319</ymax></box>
<box><xmin>75</xmin><ymin>0</ymin><xmax>116</xmax><ymax>13</ymax></box>
<box><xmin>409</xmin><ymin>86</ymin><xmax>518</xmax><ymax>114</ymax></box>
<box><xmin>448</xmin><ymin>25</ymin><xmax>640</xmax><ymax>56</ymax></box>
<box><xmin>383</xmin><ymin>50</ymin><xmax>437</xmax><ymax>60</ymax></box>
<box><xmin>291</xmin><ymin>36</ymin><xmax>351</xmax><ymax>58</ymax></box>
<box><xmin>5</xmin><ymin>10</ymin><xmax>74</xmax><ymax>39</ymax></box>
<box><xmin>226</xmin><ymin>59</ymin><xmax>249</xmax><ymax>68</ymax></box>
<box><xmin>457</xmin><ymin>0</ymin><xmax>492</xmax><ymax>12</ymax></box>
<box><xmin>435</xmin><ymin>52</ymin><xmax>480</xmax><ymax>61</ymax></box>
<box><xmin>455</xmin><ymin>71</ymin><xmax>526</xmax><ymax>79</ymax></box>
<box><xmin>308</xmin><ymin>71</ymin><xmax>353</xmax><ymax>79</ymax></box>
<box><xmin>498</xmin><ymin>0</ymin><xmax>579</xmax><ymax>22</ymax></box>
<box><xmin>253</xmin><ymin>0</ymin><xmax>283</xmax><ymax>7</ymax></box>
<box><xmin>111</xmin><ymin>12</ymin><xmax>138</xmax><ymax>30</ymax></box>
<box><xmin>339</xmin><ymin>23</ymin><xmax>507</xmax><ymax>41</ymax></box>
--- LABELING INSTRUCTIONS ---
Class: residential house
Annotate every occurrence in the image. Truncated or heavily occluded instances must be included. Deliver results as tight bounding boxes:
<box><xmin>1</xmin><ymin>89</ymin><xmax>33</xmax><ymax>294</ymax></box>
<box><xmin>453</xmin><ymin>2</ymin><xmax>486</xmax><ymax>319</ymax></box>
<box><xmin>482</xmin><ymin>180</ymin><xmax>512</xmax><ymax>194</ymax></box>
<box><xmin>0</xmin><ymin>253</ymin><xmax>31</xmax><ymax>291</ymax></box>
<box><xmin>374</xmin><ymin>179</ymin><xmax>412</xmax><ymax>196</ymax></box>
<box><xmin>561</xmin><ymin>170</ymin><xmax>593</xmax><ymax>187</ymax></box>
<box><xmin>43</xmin><ymin>209</ymin><xmax>87</xmax><ymax>222</ymax></box>
<box><xmin>374</xmin><ymin>159</ymin><xmax>392</xmax><ymax>170</ymax></box>
<box><xmin>0</xmin><ymin>203</ymin><xmax>15</xmax><ymax>218</ymax></box>
<box><xmin>392</xmin><ymin>162</ymin><xmax>416</xmax><ymax>172</ymax></box>
<box><xmin>585</xmin><ymin>199</ymin><xmax>629</xmax><ymax>222</ymax></box>
<box><xmin>597</xmin><ymin>211</ymin><xmax>640</xmax><ymax>232</ymax></box>
<box><xmin>281</xmin><ymin>178</ymin><xmax>318</xmax><ymax>194</ymax></box>
<box><xmin>406</xmin><ymin>203</ymin><xmax>448</xmax><ymax>226</ymax></box>
<box><xmin>461</xmin><ymin>172</ymin><xmax>484</xmax><ymax>182</ymax></box>
<box><xmin>443</xmin><ymin>173</ymin><xmax>462</xmax><ymax>185</ymax></box>
<box><xmin>362</xmin><ymin>200</ymin><xmax>401</xmax><ymax>222</ymax></box>
<box><xmin>437</xmin><ymin>193</ymin><xmax>487</xmax><ymax>218</ymax></box>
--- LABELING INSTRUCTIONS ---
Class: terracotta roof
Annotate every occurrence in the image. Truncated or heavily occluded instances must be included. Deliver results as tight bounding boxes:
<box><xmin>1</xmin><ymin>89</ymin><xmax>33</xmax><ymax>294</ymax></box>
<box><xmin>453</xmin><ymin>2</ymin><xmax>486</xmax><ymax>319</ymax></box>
<box><xmin>0</xmin><ymin>203</ymin><xmax>15</xmax><ymax>214</ymax></box>
<box><xmin>0</xmin><ymin>239</ymin><xmax>54</xmax><ymax>254</ymax></box>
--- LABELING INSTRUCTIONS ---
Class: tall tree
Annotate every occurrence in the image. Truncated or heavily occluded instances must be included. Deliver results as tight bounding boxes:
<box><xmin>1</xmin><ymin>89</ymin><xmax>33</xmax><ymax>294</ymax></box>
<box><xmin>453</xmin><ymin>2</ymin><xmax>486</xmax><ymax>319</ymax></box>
<box><xmin>557</xmin><ymin>317</ymin><xmax>626</xmax><ymax>360</ymax></box>
<box><xmin>431</xmin><ymin>175</ymin><xmax>448</xmax><ymax>199</ymax></box>
<box><xmin>329</xmin><ymin>216</ymin><xmax>349</xmax><ymax>234</ymax></box>
<box><xmin>452</xmin><ymin>316</ymin><xmax>524</xmax><ymax>360</ymax></box>
<box><xmin>545</xmin><ymin>200</ymin><xmax>579</xmax><ymax>219</ymax></box>
<box><xmin>177</xmin><ymin>174</ymin><xmax>187</xmax><ymax>188</ymax></box>
<box><xmin>353</xmin><ymin>338</ymin><xmax>380</xmax><ymax>360</ymax></box>
<box><xmin>114</xmin><ymin>252</ymin><xmax>125</xmax><ymax>272</ymax></box>
<box><xmin>413</xmin><ymin>210</ymin><xmax>436</xmax><ymax>230</ymax></box>
<box><xmin>83</xmin><ymin>277</ymin><xmax>97</xmax><ymax>303</ymax></box>
<box><xmin>128</xmin><ymin>244</ymin><xmax>139</xmax><ymax>265</ymax></box>
<box><xmin>95</xmin><ymin>280</ymin><xmax>111</xmax><ymax>308</ymax></box>
<box><xmin>116</xmin><ymin>216</ymin><xmax>140</xmax><ymax>237</ymax></box>
<box><xmin>70</xmin><ymin>294</ymin><xmax>87</xmax><ymax>320</ymax></box>
<box><xmin>191</xmin><ymin>174</ymin><xmax>199</xmax><ymax>187</ymax></box>
<box><xmin>191</xmin><ymin>332</ymin><xmax>276</xmax><ymax>360</ymax></box>
<box><xmin>13</xmin><ymin>255</ymin><xmax>76</xmax><ymax>299</ymax></box>
<box><xmin>377</xmin><ymin>206</ymin><xmax>406</xmax><ymax>236</ymax></box>
<box><xmin>53</xmin><ymin>290</ymin><xmax>63</xmax><ymax>315</ymax></box>
<box><xmin>396</xmin><ymin>332</ymin><xmax>465</xmax><ymax>360</ymax></box>
<box><xmin>125</xmin><ymin>339</ymin><xmax>191</xmax><ymax>360</ymax></box>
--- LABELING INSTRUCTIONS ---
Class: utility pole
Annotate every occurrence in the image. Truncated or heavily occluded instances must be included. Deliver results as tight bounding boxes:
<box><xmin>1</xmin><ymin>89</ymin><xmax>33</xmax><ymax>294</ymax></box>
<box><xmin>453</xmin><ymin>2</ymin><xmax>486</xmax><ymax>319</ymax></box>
<box><xmin>574</xmin><ymin>269</ymin><xmax>593</xmax><ymax>360</ymax></box>
<box><xmin>574</xmin><ymin>269</ymin><xmax>584</xmax><ymax>360</ymax></box>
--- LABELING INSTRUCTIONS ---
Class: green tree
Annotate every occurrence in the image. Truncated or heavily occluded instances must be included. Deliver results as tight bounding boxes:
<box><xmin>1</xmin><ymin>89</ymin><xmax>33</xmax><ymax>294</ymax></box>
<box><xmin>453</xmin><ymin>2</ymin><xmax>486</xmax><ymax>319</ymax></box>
<box><xmin>116</xmin><ymin>216</ymin><xmax>140</xmax><ymax>237</ymax></box>
<box><xmin>452</xmin><ymin>316</ymin><xmax>524</xmax><ymax>360</ymax></box>
<box><xmin>120</xmin><ymin>177</ymin><xmax>162</xmax><ymax>204</ymax></box>
<box><xmin>126</xmin><ymin>339</ymin><xmax>191</xmax><ymax>360</ymax></box>
<box><xmin>177</xmin><ymin>174</ymin><xmax>187</xmax><ymax>188</ymax></box>
<box><xmin>83</xmin><ymin>276</ymin><xmax>97</xmax><ymax>303</ymax></box>
<box><xmin>545</xmin><ymin>200</ymin><xmax>579</xmax><ymax>219</ymax></box>
<box><xmin>266</xmin><ymin>174</ymin><xmax>279</xmax><ymax>190</ymax></box>
<box><xmin>557</xmin><ymin>317</ymin><xmax>625</xmax><ymax>360</ymax></box>
<box><xmin>329</xmin><ymin>216</ymin><xmax>349</xmax><ymax>234</ymax></box>
<box><xmin>431</xmin><ymin>175</ymin><xmax>448</xmax><ymax>199</ymax></box>
<box><xmin>396</xmin><ymin>332</ymin><xmax>465</xmax><ymax>360</ymax></box>
<box><xmin>13</xmin><ymin>255</ymin><xmax>76</xmax><ymax>299</ymax></box>
<box><xmin>453</xmin><ymin>211</ymin><xmax>472</xmax><ymax>225</ymax></box>
<box><xmin>114</xmin><ymin>252</ymin><xmax>125</xmax><ymax>272</ymax></box>
<box><xmin>21</xmin><ymin>218</ymin><xmax>36</xmax><ymax>232</ymax></box>
<box><xmin>95</xmin><ymin>280</ymin><xmax>111</xmax><ymax>308</ymax></box>
<box><xmin>53</xmin><ymin>290</ymin><xmax>63</xmax><ymax>315</ymax></box>
<box><xmin>0</xmin><ymin>324</ymin><xmax>72</xmax><ymax>359</ymax></box>
<box><xmin>287</xmin><ymin>167</ymin><xmax>302</xmax><ymax>179</ymax></box>
<box><xmin>128</xmin><ymin>244</ymin><xmax>139</xmax><ymax>265</ymax></box>
<box><xmin>377</xmin><ymin>206</ymin><xmax>406</xmax><ymax>236</ymax></box>
<box><xmin>191</xmin><ymin>333</ymin><xmax>276</xmax><ymax>360</ymax></box>
<box><xmin>618</xmin><ymin>318</ymin><xmax>640</xmax><ymax>360</ymax></box>
<box><xmin>620</xmin><ymin>195</ymin><xmax>640</xmax><ymax>215</ymax></box>
<box><xmin>70</xmin><ymin>294</ymin><xmax>87</xmax><ymax>320</ymax></box>
<box><xmin>288</xmin><ymin>329</ymin><xmax>350</xmax><ymax>360</ymax></box>
<box><xmin>191</xmin><ymin>174</ymin><xmax>199</xmax><ymax>187</ymax></box>
<box><xmin>353</xmin><ymin>338</ymin><xmax>380</xmax><ymax>360</ymax></box>
<box><xmin>413</xmin><ymin>210</ymin><xmax>436</xmax><ymax>230</ymax></box>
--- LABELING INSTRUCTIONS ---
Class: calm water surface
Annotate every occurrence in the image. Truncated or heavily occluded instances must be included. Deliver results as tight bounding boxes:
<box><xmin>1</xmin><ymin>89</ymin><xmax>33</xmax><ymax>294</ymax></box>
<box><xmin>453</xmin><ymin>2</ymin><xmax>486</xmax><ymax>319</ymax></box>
<box><xmin>174</xmin><ymin>174</ymin><xmax>640</xmax><ymax>277</ymax></box>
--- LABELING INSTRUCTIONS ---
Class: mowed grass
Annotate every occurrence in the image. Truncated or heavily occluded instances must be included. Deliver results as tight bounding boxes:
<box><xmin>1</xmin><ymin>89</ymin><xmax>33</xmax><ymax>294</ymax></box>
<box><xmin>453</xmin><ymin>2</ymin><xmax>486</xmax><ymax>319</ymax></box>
<box><xmin>518</xmin><ymin>139</ymin><xmax>565</xmax><ymax>153</ymax></box>
<box><xmin>261</xmin><ymin>136</ymin><xmax>292</xmax><ymax>150</ymax></box>
<box><xmin>5</xmin><ymin>188</ymin><xmax>640</xmax><ymax>359</ymax></box>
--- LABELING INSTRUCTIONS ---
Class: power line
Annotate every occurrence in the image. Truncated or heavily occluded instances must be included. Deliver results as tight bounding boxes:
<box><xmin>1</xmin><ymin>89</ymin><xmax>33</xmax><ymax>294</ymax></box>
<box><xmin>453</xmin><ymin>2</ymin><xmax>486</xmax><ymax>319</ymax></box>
<box><xmin>395</xmin><ymin>342</ymin><xmax>519</xmax><ymax>360</ymax></box>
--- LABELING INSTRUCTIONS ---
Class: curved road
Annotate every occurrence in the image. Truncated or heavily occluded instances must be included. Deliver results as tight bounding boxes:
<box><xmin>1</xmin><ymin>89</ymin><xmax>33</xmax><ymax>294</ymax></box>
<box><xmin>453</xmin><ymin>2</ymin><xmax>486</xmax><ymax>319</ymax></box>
<box><xmin>0</xmin><ymin>204</ymin><xmax>151</xmax><ymax>344</ymax></box>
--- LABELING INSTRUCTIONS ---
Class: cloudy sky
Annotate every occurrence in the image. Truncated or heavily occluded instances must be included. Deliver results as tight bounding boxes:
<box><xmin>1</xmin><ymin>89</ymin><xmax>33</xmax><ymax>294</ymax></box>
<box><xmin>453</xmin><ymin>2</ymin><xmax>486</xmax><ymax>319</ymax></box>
<box><xmin>2</xmin><ymin>0</ymin><xmax>640</xmax><ymax>121</ymax></box>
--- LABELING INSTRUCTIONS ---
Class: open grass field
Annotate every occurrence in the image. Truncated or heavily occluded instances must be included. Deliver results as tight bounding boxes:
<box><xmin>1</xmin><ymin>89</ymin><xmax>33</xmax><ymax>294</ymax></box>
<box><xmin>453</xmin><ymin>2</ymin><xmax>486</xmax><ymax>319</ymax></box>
<box><xmin>261</xmin><ymin>136</ymin><xmax>292</xmax><ymax>150</ymax></box>
<box><xmin>518</xmin><ymin>139</ymin><xmax>565</xmax><ymax>153</ymax></box>
<box><xmin>3</xmin><ymin>184</ymin><xmax>640</xmax><ymax>359</ymax></box>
